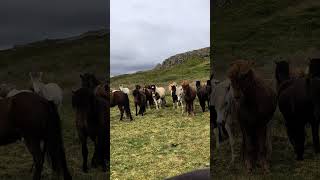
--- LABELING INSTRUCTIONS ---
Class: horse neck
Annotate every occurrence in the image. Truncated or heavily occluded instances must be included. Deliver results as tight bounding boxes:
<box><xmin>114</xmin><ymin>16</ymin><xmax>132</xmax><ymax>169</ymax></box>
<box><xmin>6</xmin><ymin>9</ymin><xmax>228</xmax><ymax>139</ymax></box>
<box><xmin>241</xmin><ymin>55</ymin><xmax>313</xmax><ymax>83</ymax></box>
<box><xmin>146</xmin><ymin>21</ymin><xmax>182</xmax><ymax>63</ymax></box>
<box><xmin>32</xmin><ymin>81</ymin><xmax>45</xmax><ymax>92</ymax></box>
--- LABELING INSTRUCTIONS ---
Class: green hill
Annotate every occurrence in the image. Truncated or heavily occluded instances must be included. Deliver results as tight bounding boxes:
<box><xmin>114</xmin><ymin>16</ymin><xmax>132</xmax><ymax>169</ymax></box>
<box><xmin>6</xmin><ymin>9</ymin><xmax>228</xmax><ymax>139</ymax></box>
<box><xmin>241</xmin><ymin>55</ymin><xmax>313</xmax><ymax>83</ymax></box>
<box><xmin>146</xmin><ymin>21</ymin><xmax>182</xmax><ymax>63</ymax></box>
<box><xmin>0</xmin><ymin>30</ymin><xmax>109</xmax><ymax>95</ymax></box>
<box><xmin>0</xmin><ymin>30</ymin><xmax>109</xmax><ymax>179</ymax></box>
<box><xmin>111</xmin><ymin>47</ymin><xmax>210</xmax><ymax>89</ymax></box>
<box><xmin>213</xmin><ymin>0</ymin><xmax>320</xmax><ymax>79</ymax></box>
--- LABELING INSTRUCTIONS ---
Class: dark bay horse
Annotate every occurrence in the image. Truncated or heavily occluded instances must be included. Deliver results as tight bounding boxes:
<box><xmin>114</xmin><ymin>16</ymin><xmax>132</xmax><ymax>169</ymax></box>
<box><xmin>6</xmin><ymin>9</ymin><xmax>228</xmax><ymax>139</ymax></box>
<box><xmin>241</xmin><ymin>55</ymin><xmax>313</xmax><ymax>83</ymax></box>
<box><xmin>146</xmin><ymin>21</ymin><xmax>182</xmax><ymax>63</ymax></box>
<box><xmin>143</xmin><ymin>85</ymin><xmax>154</xmax><ymax>108</ymax></box>
<box><xmin>72</xmin><ymin>87</ymin><xmax>108</xmax><ymax>173</ymax></box>
<box><xmin>196</xmin><ymin>81</ymin><xmax>209</xmax><ymax>112</ymax></box>
<box><xmin>181</xmin><ymin>81</ymin><xmax>196</xmax><ymax>116</ymax></box>
<box><xmin>132</xmin><ymin>88</ymin><xmax>147</xmax><ymax>116</ymax></box>
<box><xmin>111</xmin><ymin>90</ymin><xmax>133</xmax><ymax>121</ymax></box>
<box><xmin>276</xmin><ymin>60</ymin><xmax>320</xmax><ymax>160</ymax></box>
<box><xmin>228</xmin><ymin>60</ymin><xmax>276</xmax><ymax>173</ymax></box>
<box><xmin>0</xmin><ymin>92</ymin><xmax>71</xmax><ymax>180</ymax></box>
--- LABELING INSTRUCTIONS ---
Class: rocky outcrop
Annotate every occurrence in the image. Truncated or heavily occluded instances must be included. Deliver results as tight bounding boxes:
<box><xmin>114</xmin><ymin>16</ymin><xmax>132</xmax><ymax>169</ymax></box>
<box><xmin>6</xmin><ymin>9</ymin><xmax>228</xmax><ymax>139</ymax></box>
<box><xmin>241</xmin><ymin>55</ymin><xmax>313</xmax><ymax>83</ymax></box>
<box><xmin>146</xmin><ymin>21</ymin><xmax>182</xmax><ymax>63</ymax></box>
<box><xmin>154</xmin><ymin>47</ymin><xmax>209</xmax><ymax>70</ymax></box>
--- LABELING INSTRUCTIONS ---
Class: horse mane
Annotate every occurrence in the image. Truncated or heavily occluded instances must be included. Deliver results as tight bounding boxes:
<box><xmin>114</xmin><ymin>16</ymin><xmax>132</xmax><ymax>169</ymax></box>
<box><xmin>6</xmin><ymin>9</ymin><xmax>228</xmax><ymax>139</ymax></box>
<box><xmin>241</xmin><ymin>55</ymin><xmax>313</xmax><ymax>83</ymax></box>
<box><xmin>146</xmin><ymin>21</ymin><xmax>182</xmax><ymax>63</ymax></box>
<box><xmin>228</xmin><ymin>59</ymin><xmax>271</xmax><ymax>95</ymax></box>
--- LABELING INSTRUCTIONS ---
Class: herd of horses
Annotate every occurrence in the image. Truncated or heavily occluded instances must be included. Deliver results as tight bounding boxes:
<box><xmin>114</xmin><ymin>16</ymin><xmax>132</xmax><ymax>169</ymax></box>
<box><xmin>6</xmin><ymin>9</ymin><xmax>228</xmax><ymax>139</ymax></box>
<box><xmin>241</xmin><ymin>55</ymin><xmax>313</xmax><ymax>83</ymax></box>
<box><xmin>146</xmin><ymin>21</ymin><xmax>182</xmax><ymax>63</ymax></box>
<box><xmin>0</xmin><ymin>72</ymin><xmax>108</xmax><ymax>180</ymax></box>
<box><xmin>3</xmin><ymin>58</ymin><xmax>320</xmax><ymax>179</ymax></box>
<box><xmin>110</xmin><ymin>80</ymin><xmax>211</xmax><ymax>120</ymax></box>
<box><xmin>212</xmin><ymin>58</ymin><xmax>320</xmax><ymax>174</ymax></box>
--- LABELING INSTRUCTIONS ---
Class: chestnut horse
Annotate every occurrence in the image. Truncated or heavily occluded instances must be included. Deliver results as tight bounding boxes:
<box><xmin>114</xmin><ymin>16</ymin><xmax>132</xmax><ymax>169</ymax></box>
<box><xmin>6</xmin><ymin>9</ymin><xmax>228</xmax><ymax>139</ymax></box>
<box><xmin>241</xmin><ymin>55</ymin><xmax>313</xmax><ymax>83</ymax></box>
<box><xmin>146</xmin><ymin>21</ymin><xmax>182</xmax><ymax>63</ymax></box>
<box><xmin>111</xmin><ymin>90</ymin><xmax>133</xmax><ymax>121</ymax></box>
<box><xmin>0</xmin><ymin>92</ymin><xmax>71</xmax><ymax>180</ymax></box>
<box><xmin>228</xmin><ymin>60</ymin><xmax>276</xmax><ymax>173</ymax></box>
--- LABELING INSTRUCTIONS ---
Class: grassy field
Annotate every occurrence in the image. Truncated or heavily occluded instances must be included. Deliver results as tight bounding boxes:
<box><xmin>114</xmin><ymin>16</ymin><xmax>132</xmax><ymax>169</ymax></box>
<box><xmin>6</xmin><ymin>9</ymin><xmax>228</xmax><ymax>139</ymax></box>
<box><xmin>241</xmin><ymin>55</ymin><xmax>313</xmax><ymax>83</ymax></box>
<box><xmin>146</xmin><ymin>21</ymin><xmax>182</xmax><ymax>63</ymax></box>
<box><xmin>213</xmin><ymin>0</ymin><xmax>320</xmax><ymax>179</ymax></box>
<box><xmin>110</xmin><ymin>51</ymin><xmax>210</xmax><ymax>179</ymax></box>
<box><xmin>0</xmin><ymin>31</ymin><xmax>109</xmax><ymax>179</ymax></box>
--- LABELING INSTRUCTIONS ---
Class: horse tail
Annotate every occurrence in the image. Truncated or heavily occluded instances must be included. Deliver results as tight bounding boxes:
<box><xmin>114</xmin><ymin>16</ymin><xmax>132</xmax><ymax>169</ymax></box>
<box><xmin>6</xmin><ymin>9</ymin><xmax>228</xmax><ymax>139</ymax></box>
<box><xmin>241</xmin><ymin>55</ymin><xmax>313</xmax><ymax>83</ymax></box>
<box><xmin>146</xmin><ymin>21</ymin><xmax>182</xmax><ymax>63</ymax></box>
<box><xmin>124</xmin><ymin>93</ymin><xmax>132</xmax><ymax>119</ymax></box>
<box><xmin>46</xmin><ymin>101</ymin><xmax>71</xmax><ymax>178</ymax></box>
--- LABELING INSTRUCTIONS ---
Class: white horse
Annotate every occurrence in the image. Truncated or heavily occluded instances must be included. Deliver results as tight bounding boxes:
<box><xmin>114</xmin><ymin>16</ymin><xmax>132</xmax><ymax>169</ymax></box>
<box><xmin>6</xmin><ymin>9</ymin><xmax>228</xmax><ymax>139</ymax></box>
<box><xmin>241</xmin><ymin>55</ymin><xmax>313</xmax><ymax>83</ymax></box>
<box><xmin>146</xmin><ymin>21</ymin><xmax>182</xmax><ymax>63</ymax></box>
<box><xmin>151</xmin><ymin>86</ymin><xmax>166</xmax><ymax>109</ymax></box>
<box><xmin>29</xmin><ymin>72</ymin><xmax>63</xmax><ymax>106</ymax></box>
<box><xmin>119</xmin><ymin>84</ymin><xmax>130</xmax><ymax>94</ymax></box>
<box><xmin>211</xmin><ymin>79</ymin><xmax>237</xmax><ymax>163</ymax></box>
<box><xmin>176</xmin><ymin>85</ymin><xmax>185</xmax><ymax>114</ymax></box>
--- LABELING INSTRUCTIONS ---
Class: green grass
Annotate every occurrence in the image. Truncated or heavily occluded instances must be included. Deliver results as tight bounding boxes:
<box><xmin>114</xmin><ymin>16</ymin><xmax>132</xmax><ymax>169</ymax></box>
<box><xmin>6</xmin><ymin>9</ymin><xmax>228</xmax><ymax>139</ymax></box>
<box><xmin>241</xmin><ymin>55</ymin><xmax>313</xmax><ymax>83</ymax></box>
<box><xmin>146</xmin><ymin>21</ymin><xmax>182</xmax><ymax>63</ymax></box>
<box><xmin>213</xmin><ymin>110</ymin><xmax>320</xmax><ymax>179</ymax></box>
<box><xmin>110</xmin><ymin>95</ymin><xmax>210</xmax><ymax>180</ymax></box>
<box><xmin>0</xmin><ymin>32</ymin><xmax>108</xmax><ymax>179</ymax></box>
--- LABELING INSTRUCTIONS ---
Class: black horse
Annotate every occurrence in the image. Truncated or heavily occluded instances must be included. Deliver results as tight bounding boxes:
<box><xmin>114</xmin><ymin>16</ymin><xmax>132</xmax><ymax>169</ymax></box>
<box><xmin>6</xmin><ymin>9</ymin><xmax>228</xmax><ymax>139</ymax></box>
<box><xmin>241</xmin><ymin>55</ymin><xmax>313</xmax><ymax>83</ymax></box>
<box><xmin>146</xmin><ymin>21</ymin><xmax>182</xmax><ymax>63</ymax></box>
<box><xmin>132</xmin><ymin>88</ymin><xmax>147</xmax><ymax>116</ymax></box>
<box><xmin>0</xmin><ymin>92</ymin><xmax>71</xmax><ymax>180</ymax></box>
<box><xmin>72</xmin><ymin>87</ymin><xmax>108</xmax><ymax>173</ymax></box>
<box><xmin>276</xmin><ymin>61</ymin><xmax>320</xmax><ymax>160</ymax></box>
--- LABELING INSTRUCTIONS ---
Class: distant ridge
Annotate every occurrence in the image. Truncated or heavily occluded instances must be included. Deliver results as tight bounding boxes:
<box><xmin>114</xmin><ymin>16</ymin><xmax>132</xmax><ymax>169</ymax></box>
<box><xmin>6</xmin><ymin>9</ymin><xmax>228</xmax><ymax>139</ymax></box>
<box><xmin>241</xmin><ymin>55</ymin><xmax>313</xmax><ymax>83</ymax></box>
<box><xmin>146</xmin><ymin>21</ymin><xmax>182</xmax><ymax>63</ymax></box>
<box><xmin>153</xmin><ymin>47</ymin><xmax>209</xmax><ymax>70</ymax></box>
<box><xmin>11</xmin><ymin>29</ymin><xmax>109</xmax><ymax>50</ymax></box>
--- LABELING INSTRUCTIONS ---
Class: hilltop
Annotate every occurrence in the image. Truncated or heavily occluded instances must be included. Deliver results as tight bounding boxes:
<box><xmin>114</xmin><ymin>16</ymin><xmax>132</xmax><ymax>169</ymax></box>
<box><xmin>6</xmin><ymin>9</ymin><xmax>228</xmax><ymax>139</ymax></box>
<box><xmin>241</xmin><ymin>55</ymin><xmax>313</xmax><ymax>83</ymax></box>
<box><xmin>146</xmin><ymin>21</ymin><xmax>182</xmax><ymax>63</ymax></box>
<box><xmin>111</xmin><ymin>47</ymin><xmax>210</xmax><ymax>89</ymax></box>
<box><xmin>213</xmin><ymin>0</ymin><xmax>320</xmax><ymax>79</ymax></box>
<box><xmin>0</xmin><ymin>29</ymin><xmax>109</xmax><ymax>95</ymax></box>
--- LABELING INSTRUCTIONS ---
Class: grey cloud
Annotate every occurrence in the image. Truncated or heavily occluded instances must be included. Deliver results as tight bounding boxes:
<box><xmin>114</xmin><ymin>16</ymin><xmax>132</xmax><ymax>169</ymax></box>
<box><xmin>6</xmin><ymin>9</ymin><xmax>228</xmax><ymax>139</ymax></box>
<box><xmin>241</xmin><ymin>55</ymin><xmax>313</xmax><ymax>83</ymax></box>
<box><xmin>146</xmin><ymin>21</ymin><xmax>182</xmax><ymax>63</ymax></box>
<box><xmin>111</xmin><ymin>0</ymin><xmax>209</xmax><ymax>76</ymax></box>
<box><xmin>0</xmin><ymin>0</ymin><xmax>109</xmax><ymax>49</ymax></box>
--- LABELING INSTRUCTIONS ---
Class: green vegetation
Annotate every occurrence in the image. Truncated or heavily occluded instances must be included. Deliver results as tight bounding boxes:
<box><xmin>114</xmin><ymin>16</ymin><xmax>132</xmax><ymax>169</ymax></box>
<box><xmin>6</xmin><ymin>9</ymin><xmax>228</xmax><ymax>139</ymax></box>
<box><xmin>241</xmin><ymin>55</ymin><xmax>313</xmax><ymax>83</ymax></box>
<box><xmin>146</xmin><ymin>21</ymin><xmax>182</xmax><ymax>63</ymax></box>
<box><xmin>110</xmin><ymin>50</ymin><xmax>210</xmax><ymax>179</ymax></box>
<box><xmin>111</xmin><ymin>96</ymin><xmax>210</xmax><ymax>180</ymax></box>
<box><xmin>213</xmin><ymin>0</ymin><xmax>320</xmax><ymax>79</ymax></box>
<box><xmin>213</xmin><ymin>0</ymin><xmax>320</xmax><ymax>179</ymax></box>
<box><xmin>0</xmin><ymin>32</ymin><xmax>108</xmax><ymax>179</ymax></box>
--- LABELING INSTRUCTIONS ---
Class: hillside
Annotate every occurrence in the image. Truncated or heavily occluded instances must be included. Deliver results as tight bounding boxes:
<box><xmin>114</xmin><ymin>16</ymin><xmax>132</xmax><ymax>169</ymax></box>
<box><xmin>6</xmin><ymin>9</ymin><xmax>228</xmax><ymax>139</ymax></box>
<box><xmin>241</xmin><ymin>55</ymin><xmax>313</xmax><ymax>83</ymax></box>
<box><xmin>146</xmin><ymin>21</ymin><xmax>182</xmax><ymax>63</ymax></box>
<box><xmin>213</xmin><ymin>0</ymin><xmax>320</xmax><ymax>79</ymax></box>
<box><xmin>213</xmin><ymin>1</ymin><xmax>320</xmax><ymax>179</ymax></box>
<box><xmin>0</xmin><ymin>29</ymin><xmax>109</xmax><ymax>96</ymax></box>
<box><xmin>111</xmin><ymin>47</ymin><xmax>210</xmax><ymax>89</ymax></box>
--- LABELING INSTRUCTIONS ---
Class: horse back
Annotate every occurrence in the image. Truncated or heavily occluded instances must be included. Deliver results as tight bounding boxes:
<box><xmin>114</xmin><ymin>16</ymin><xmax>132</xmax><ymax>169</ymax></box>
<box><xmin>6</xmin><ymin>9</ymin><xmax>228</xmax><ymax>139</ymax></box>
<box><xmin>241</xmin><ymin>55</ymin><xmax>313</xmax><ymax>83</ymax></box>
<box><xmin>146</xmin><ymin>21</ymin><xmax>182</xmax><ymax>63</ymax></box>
<box><xmin>9</xmin><ymin>92</ymin><xmax>49</xmax><ymax>136</ymax></box>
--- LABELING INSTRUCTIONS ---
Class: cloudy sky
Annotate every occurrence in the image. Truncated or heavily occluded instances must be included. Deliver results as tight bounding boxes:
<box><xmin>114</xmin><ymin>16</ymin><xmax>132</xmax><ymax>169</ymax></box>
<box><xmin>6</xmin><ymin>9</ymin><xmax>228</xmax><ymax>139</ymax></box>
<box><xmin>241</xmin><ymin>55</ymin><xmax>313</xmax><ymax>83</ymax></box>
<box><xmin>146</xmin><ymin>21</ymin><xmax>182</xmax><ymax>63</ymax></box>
<box><xmin>0</xmin><ymin>0</ymin><xmax>108</xmax><ymax>50</ymax></box>
<box><xmin>111</xmin><ymin>0</ymin><xmax>210</xmax><ymax>76</ymax></box>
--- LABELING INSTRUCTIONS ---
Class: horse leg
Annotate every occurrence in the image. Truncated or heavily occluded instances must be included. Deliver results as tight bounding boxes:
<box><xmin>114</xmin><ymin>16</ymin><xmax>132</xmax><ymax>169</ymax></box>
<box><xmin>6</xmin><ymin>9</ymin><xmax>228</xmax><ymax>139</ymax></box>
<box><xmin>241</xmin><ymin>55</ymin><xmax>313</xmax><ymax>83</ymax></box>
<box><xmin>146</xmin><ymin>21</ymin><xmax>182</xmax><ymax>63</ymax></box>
<box><xmin>81</xmin><ymin>136</ymin><xmax>89</xmax><ymax>172</ymax></box>
<box><xmin>154</xmin><ymin>98</ymin><xmax>158</xmax><ymax>110</ymax></box>
<box><xmin>225</xmin><ymin>123</ymin><xmax>235</xmax><ymax>163</ymax></box>
<box><xmin>135</xmin><ymin>103</ymin><xmax>138</xmax><ymax>116</ymax></box>
<box><xmin>118</xmin><ymin>105</ymin><xmax>124</xmax><ymax>120</ymax></box>
<box><xmin>91</xmin><ymin>139</ymin><xmax>98</xmax><ymax>169</ymax></box>
<box><xmin>200</xmin><ymin>100</ymin><xmax>205</xmax><ymax>112</ymax></box>
<box><xmin>311</xmin><ymin>118</ymin><xmax>320</xmax><ymax>153</ymax></box>
<box><xmin>25</xmin><ymin>138</ymin><xmax>44</xmax><ymax>180</ymax></box>
<box><xmin>257</xmin><ymin>126</ymin><xmax>269</xmax><ymax>173</ymax></box>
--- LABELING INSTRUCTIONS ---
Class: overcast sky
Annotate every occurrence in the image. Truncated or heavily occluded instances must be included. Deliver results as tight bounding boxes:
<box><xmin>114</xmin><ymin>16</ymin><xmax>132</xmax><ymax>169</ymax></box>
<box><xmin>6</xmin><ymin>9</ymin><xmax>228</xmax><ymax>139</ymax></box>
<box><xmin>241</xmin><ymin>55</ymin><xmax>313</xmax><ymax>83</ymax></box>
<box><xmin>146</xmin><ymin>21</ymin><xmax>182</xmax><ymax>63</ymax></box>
<box><xmin>111</xmin><ymin>0</ymin><xmax>210</xmax><ymax>76</ymax></box>
<box><xmin>0</xmin><ymin>0</ymin><xmax>108</xmax><ymax>50</ymax></box>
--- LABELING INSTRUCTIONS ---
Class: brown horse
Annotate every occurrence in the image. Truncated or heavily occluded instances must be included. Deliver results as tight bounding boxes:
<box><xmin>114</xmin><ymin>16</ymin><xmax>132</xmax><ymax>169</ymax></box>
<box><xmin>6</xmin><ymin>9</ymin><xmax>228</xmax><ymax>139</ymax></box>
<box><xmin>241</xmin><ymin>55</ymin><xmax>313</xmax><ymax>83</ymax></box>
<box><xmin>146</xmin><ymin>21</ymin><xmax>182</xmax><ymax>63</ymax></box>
<box><xmin>0</xmin><ymin>92</ymin><xmax>71</xmax><ymax>180</ymax></box>
<box><xmin>72</xmin><ymin>87</ymin><xmax>108</xmax><ymax>173</ymax></box>
<box><xmin>111</xmin><ymin>90</ymin><xmax>133</xmax><ymax>121</ymax></box>
<box><xmin>132</xmin><ymin>88</ymin><xmax>147</xmax><ymax>116</ymax></box>
<box><xmin>181</xmin><ymin>81</ymin><xmax>196</xmax><ymax>116</ymax></box>
<box><xmin>228</xmin><ymin>60</ymin><xmax>276</xmax><ymax>173</ymax></box>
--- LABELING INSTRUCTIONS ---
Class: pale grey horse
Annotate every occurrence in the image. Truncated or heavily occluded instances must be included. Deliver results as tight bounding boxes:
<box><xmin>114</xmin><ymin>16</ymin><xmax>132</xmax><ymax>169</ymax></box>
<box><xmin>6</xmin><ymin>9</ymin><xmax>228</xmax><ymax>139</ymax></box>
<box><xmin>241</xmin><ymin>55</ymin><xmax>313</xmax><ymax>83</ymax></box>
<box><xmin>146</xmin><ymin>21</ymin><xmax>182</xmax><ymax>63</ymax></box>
<box><xmin>29</xmin><ymin>72</ymin><xmax>63</xmax><ymax>106</ymax></box>
<box><xmin>211</xmin><ymin>79</ymin><xmax>237</xmax><ymax>163</ymax></box>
